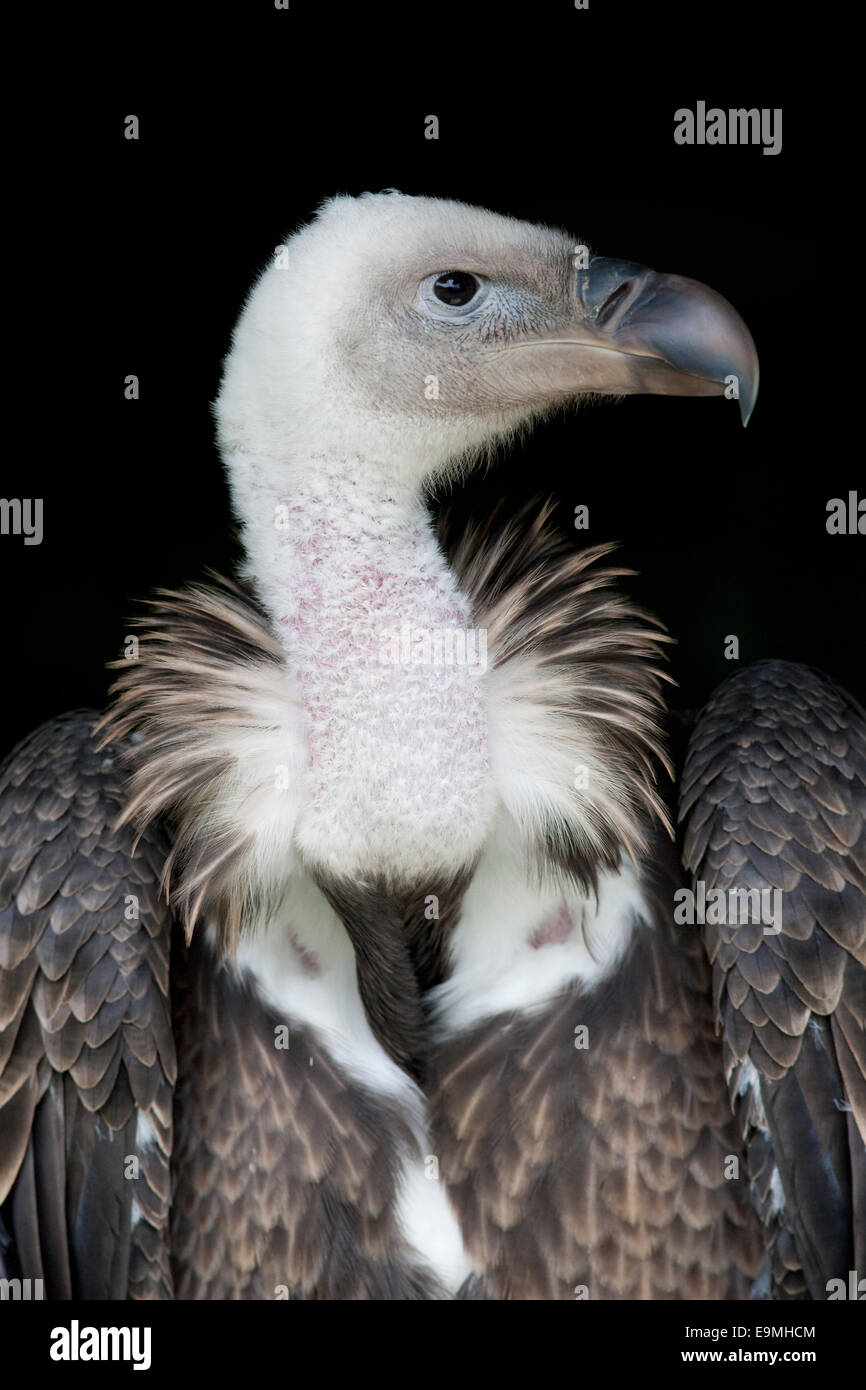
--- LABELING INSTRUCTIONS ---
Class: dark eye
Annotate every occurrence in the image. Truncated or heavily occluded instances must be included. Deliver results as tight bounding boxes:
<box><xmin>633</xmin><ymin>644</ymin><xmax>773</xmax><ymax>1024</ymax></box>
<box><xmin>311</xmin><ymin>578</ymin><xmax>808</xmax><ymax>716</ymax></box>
<box><xmin>433</xmin><ymin>272</ymin><xmax>480</xmax><ymax>307</ymax></box>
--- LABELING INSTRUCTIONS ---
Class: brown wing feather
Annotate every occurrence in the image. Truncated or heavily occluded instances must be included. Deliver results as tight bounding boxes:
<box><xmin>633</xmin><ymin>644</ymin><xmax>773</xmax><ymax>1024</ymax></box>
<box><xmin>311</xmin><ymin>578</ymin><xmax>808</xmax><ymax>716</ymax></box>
<box><xmin>0</xmin><ymin>711</ymin><xmax>176</xmax><ymax>1299</ymax></box>
<box><xmin>169</xmin><ymin>930</ymin><xmax>445</xmax><ymax>1299</ymax></box>
<box><xmin>680</xmin><ymin>659</ymin><xmax>866</xmax><ymax>1299</ymax></box>
<box><xmin>427</xmin><ymin>845</ymin><xmax>762</xmax><ymax>1299</ymax></box>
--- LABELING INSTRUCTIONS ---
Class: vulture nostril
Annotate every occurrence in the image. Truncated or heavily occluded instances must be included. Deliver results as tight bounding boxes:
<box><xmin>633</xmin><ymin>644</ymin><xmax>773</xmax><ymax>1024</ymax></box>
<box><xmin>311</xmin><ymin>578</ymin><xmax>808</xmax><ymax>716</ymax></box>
<box><xmin>595</xmin><ymin>280</ymin><xmax>633</xmax><ymax>325</ymax></box>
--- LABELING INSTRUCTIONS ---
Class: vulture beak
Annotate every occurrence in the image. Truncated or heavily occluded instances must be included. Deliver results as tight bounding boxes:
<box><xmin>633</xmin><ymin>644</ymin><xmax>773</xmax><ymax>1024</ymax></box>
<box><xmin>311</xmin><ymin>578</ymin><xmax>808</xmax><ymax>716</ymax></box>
<box><xmin>508</xmin><ymin>255</ymin><xmax>759</xmax><ymax>425</ymax></box>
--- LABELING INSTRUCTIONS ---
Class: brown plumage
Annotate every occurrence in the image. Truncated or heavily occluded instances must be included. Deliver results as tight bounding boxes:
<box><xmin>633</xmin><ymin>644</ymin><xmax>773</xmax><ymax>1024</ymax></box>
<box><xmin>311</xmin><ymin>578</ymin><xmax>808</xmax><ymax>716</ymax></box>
<box><xmin>427</xmin><ymin>843</ymin><xmax>763</xmax><ymax>1299</ymax></box>
<box><xmin>0</xmin><ymin>712</ymin><xmax>174</xmax><ymax>1298</ymax></box>
<box><xmin>680</xmin><ymin>659</ymin><xmax>866</xmax><ymax>1298</ymax></box>
<box><xmin>169</xmin><ymin>930</ymin><xmax>444</xmax><ymax>1300</ymax></box>
<box><xmin>318</xmin><ymin>874</ymin><xmax>470</xmax><ymax>1083</ymax></box>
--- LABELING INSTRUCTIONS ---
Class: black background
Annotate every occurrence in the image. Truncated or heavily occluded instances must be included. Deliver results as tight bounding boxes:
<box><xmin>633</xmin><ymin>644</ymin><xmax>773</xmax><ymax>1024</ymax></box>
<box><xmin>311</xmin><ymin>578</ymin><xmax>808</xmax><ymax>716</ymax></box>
<box><xmin>2</xmin><ymin>5</ymin><xmax>858</xmax><ymax>760</ymax></box>
<box><xmin>8</xmin><ymin>1294</ymin><xmax>861</xmax><ymax>1372</ymax></box>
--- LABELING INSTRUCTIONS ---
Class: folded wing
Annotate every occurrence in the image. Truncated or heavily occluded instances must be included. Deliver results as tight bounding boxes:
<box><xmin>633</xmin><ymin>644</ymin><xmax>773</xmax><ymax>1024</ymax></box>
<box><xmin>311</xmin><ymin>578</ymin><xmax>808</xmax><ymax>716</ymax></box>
<box><xmin>680</xmin><ymin>660</ymin><xmax>866</xmax><ymax>1298</ymax></box>
<box><xmin>0</xmin><ymin>712</ymin><xmax>176</xmax><ymax>1299</ymax></box>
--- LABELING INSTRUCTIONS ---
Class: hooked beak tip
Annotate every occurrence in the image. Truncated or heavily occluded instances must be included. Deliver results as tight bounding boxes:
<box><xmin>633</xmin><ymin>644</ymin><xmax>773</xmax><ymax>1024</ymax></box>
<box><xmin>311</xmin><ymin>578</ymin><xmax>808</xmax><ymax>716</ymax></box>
<box><xmin>740</xmin><ymin>377</ymin><xmax>758</xmax><ymax>427</ymax></box>
<box><xmin>574</xmin><ymin>258</ymin><xmax>760</xmax><ymax>426</ymax></box>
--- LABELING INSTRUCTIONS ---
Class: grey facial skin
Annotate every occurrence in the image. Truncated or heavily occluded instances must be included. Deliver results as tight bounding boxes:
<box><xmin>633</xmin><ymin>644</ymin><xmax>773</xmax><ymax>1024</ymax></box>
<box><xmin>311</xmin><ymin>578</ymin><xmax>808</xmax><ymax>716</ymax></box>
<box><xmin>503</xmin><ymin>255</ymin><xmax>759</xmax><ymax>426</ymax></box>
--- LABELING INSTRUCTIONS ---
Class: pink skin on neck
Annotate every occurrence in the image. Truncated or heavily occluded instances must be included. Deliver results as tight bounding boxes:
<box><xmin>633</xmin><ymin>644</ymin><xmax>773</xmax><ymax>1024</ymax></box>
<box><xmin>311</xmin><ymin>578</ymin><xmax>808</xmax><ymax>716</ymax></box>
<box><xmin>270</xmin><ymin>489</ymin><xmax>489</xmax><ymax>830</ymax></box>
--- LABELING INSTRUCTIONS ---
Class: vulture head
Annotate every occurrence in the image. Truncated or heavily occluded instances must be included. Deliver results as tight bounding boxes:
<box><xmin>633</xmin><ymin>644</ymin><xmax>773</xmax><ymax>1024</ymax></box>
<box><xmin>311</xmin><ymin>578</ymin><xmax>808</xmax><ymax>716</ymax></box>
<box><xmin>217</xmin><ymin>190</ymin><xmax>758</xmax><ymax>511</ymax></box>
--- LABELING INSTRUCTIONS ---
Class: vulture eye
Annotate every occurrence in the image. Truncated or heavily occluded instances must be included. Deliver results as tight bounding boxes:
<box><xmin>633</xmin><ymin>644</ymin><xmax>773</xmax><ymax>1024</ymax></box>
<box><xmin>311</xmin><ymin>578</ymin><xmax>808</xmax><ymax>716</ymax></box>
<box><xmin>432</xmin><ymin>272</ymin><xmax>481</xmax><ymax>306</ymax></box>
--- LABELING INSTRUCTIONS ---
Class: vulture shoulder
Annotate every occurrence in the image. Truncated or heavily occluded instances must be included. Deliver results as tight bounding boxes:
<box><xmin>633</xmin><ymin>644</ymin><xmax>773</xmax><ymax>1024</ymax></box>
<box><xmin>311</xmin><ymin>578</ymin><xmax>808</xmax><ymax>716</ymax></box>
<box><xmin>680</xmin><ymin>659</ymin><xmax>866</xmax><ymax>1298</ymax></box>
<box><xmin>0</xmin><ymin>711</ymin><xmax>176</xmax><ymax>1299</ymax></box>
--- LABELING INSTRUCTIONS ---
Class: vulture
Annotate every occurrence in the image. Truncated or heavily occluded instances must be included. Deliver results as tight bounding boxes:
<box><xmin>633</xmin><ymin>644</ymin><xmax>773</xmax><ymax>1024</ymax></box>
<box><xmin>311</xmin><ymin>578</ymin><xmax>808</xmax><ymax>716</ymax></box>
<box><xmin>1</xmin><ymin>193</ymin><xmax>863</xmax><ymax>1302</ymax></box>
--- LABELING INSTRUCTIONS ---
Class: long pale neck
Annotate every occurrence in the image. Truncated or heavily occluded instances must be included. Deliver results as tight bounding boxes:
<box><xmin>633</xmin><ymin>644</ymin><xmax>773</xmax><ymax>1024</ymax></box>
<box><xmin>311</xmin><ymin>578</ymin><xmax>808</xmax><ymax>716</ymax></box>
<box><xmin>250</xmin><ymin>460</ymin><xmax>461</xmax><ymax>629</ymax></box>
<box><xmin>239</xmin><ymin>456</ymin><xmax>495</xmax><ymax>882</ymax></box>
